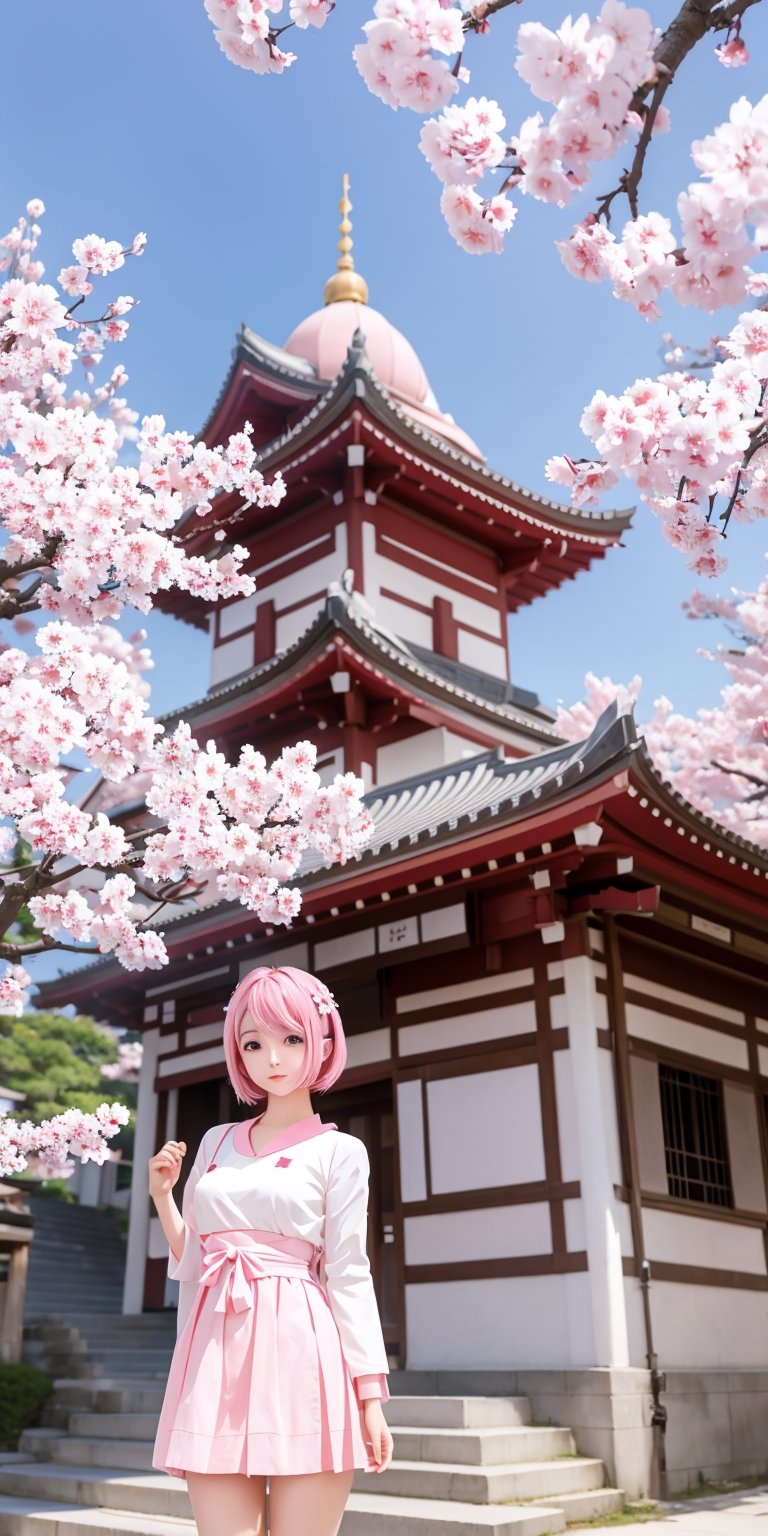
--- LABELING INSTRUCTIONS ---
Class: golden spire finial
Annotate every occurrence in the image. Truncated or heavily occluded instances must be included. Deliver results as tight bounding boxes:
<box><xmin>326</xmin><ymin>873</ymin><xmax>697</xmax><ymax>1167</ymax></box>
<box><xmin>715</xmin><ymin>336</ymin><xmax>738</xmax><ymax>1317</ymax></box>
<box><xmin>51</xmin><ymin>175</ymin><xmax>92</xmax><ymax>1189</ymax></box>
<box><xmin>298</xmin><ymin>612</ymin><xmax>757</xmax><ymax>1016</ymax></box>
<box><xmin>323</xmin><ymin>174</ymin><xmax>369</xmax><ymax>306</ymax></box>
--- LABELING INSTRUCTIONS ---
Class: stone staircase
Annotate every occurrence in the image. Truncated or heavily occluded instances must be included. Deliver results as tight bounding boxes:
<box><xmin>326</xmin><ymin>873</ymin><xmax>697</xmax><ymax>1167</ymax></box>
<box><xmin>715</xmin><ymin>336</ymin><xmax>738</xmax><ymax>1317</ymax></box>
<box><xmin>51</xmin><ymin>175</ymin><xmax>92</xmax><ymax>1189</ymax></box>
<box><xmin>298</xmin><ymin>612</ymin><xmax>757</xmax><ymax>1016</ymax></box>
<box><xmin>23</xmin><ymin>1196</ymin><xmax>127</xmax><ymax>1319</ymax></box>
<box><xmin>6</xmin><ymin>1313</ymin><xmax>625</xmax><ymax>1536</ymax></box>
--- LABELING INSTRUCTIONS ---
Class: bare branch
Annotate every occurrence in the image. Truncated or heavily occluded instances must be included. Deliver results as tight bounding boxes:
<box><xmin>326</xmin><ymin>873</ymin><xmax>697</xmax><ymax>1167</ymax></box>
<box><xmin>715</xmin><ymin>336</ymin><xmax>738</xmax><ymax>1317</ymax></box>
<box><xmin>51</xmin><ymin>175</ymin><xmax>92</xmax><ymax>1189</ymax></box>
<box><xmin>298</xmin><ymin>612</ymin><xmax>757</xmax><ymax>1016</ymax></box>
<box><xmin>463</xmin><ymin>0</ymin><xmax>524</xmax><ymax>32</ymax></box>
<box><xmin>595</xmin><ymin>0</ymin><xmax>766</xmax><ymax>223</ymax></box>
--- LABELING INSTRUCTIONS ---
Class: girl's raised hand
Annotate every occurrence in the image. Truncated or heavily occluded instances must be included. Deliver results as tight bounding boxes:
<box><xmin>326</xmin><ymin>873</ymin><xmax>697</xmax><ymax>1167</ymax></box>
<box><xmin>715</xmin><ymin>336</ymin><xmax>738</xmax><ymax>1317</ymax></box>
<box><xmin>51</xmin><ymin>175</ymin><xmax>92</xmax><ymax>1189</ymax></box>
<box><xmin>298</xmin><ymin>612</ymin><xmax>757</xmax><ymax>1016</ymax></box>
<box><xmin>148</xmin><ymin>1140</ymin><xmax>187</xmax><ymax>1202</ymax></box>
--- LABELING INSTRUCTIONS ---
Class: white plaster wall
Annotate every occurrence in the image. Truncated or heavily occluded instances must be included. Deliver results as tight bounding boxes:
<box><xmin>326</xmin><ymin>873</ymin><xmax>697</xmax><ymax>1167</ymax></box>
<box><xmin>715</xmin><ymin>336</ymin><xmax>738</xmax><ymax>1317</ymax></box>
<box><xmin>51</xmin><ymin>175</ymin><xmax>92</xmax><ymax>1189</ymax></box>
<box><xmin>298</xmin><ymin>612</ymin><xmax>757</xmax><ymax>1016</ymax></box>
<box><xmin>637</xmin><ymin>1281</ymin><xmax>768</xmax><ymax>1368</ymax></box>
<box><xmin>559</xmin><ymin>956</ymin><xmax>629</xmax><ymax>1367</ymax></box>
<box><xmin>344</xmin><ymin>1028</ymin><xmax>391</xmax><ymax>1069</ymax></box>
<box><xmin>405</xmin><ymin>1272</ymin><xmax>595</xmax><ymax>1368</ymax></box>
<box><xmin>598</xmin><ymin>1048</ymin><xmax>625</xmax><ymax>1188</ymax></box>
<box><xmin>317</xmin><ymin>749</ymin><xmax>343</xmax><ymax>786</ymax></box>
<box><xmin>426</xmin><ymin>1065</ymin><xmax>546</xmax><ymax>1192</ymax></box>
<box><xmin>377</xmin><ymin>529</ymin><xmax>499</xmax><ymax>598</ymax></box>
<box><xmin>554</xmin><ymin>1048</ymin><xmax>581</xmax><ymax>1183</ymax></box>
<box><xmin>186</xmin><ymin>1020</ymin><xmax>225</xmax><ymax>1049</ymax></box>
<box><xmin>643</xmin><ymin>1208</ymin><xmax>765</xmax><ymax>1274</ymax></box>
<box><xmin>724</xmin><ymin>1083</ymin><xmax>768</xmax><ymax>1212</ymax></box>
<box><xmin>397</xmin><ymin>1080</ymin><xmax>427</xmax><ymax>1202</ymax></box>
<box><xmin>377</xmin><ymin>729</ymin><xmax>479</xmax><ymax>784</ymax></box>
<box><xmin>157</xmin><ymin>1043</ymin><xmax>224</xmax><ymax>1077</ymax></box>
<box><xmin>626</xmin><ymin>1004</ymin><xmax>749</xmax><ymax>1070</ymax></box>
<box><xmin>210</xmin><ymin>632</ymin><xmax>253</xmax><ymax>686</ymax></box>
<box><xmin>398</xmin><ymin>999</ymin><xmax>536</xmax><ymax>1058</ymax></box>
<box><xmin>240</xmin><ymin>941</ymin><xmax>310</xmax><ymax>979</ymax></box>
<box><xmin>421</xmin><ymin>903</ymin><xmax>466</xmax><ymax>943</ymax></box>
<box><xmin>397</xmin><ymin>969</ymin><xmax>534</xmax><ymax>1015</ymax></box>
<box><xmin>275</xmin><ymin>599</ymin><xmax>323</xmax><ymax>652</ymax></box>
<box><xmin>623</xmin><ymin>974</ymin><xmax>744</xmax><ymax>1026</ymax></box>
<box><xmin>363</xmin><ymin>522</ymin><xmax>502</xmax><ymax>636</ymax></box>
<box><xmin>457</xmin><ymin>629</ymin><xmax>507</xmax><ymax>679</ymax></box>
<box><xmin>220</xmin><ymin>593</ymin><xmax>257</xmax><ymax>638</ymax></box>
<box><xmin>404</xmin><ymin>1202</ymin><xmax>551</xmax><ymax>1265</ymax></box>
<box><xmin>123</xmin><ymin>1027</ymin><xmax>160</xmax><ymax>1315</ymax></box>
<box><xmin>563</xmin><ymin>1197</ymin><xmax>587</xmax><ymax>1253</ymax></box>
<box><xmin>314</xmin><ymin>928</ymin><xmax>376</xmax><ymax>969</ymax></box>
<box><xmin>550</xmin><ymin>987</ymin><xmax>609</xmax><ymax>1032</ymax></box>
<box><xmin>374</xmin><ymin>592</ymin><xmax>433</xmax><ymax>648</ymax></box>
<box><xmin>255</xmin><ymin>527</ymin><xmax>347</xmax><ymax>616</ymax></box>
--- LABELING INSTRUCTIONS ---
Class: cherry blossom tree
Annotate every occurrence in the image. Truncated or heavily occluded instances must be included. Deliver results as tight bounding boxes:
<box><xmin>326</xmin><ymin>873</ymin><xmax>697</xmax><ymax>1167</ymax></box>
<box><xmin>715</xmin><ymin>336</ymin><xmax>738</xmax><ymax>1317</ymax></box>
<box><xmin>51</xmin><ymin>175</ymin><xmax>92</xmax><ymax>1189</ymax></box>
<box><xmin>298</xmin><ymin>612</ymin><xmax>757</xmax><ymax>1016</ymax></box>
<box><xmin>204</xmin><ymin>0</ymin><xmax>767</xmax><ymax>576</ymax></box>
<box><xmin>204</xmin><ymin>0</ymin><xmax>768</xmax><ymax>839</ymax></box>
<box><xmin>0</xmin><ymin>203</ymin><xmax>374</xmax><ymax>1173</ymax></box>
<box><xmin>557</xmin><ymin>574</ymin><xmax>768</xmax><ymax>843</ymax></box>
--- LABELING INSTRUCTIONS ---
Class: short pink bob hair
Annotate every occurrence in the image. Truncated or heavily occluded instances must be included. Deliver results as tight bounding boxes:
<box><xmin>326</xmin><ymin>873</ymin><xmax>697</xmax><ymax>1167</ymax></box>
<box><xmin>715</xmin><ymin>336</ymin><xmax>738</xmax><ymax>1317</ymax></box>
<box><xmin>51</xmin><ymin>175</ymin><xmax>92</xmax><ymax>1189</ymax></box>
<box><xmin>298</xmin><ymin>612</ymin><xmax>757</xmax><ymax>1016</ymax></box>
<box><xmin>223</xmin><ymin>965</ymin><xmax>347</xmax><ymax>1107</ymax></box>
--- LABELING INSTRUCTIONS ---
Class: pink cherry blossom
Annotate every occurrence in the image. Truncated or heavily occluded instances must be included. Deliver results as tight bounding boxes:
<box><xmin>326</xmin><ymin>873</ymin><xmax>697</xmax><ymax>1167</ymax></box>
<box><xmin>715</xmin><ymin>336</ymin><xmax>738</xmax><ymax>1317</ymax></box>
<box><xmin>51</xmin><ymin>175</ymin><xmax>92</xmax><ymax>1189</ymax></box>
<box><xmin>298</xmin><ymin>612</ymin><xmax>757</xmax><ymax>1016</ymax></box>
<box><xmin>0</xmin><ymin>201</ymin><xmax>372</xmax><ymax>1076</ymax></box>
<box><xmin>420</xmin><ymin>97</ymin><xmax>507</xmax><ymax>184</ymax></box>
<box><xmin>715</xmin><ymin>35</ymin><xmax>748</xmax><ymax>67</ymax></box>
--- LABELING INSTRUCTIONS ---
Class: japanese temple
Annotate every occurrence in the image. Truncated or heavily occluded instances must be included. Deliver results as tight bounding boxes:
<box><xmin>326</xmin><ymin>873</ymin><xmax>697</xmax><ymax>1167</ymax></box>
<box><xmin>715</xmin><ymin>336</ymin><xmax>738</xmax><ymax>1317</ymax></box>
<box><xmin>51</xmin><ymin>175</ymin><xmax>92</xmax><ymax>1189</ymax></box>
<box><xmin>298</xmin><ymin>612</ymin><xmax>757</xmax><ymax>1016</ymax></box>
<box><xmin>39</xmin><ymin>182</ymin><xmax>768</xmax><ymax>1504</ymax></box>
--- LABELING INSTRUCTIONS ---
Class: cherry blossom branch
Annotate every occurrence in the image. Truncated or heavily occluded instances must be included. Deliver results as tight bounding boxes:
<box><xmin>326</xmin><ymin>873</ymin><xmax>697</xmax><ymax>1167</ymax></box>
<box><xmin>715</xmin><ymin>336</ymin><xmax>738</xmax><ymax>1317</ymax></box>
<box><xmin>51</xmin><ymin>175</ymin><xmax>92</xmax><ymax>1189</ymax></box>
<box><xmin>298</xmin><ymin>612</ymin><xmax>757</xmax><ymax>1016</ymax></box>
<box><xmin>595</xmin><ymin>70</ymin><xmax>672</xmax><ymax>225</ymax></box>
<box><xmin>0</xmin><ymin>938</ymin><xmax>101</xmax><ymax>960</ymax></box>
<box><xmin>710</xmin><ymin>759</ymin><xmax>768</xmax><ymax>799</ymax></box>
<box><xmin>462</xmin><ymin>0</ymin><xmax>524</xmax><ymax>35</ymax></box>
<box><xmin>594</xmin><ymin>0</ymin><xmax>764</xmax><ymax>227</ymax></box>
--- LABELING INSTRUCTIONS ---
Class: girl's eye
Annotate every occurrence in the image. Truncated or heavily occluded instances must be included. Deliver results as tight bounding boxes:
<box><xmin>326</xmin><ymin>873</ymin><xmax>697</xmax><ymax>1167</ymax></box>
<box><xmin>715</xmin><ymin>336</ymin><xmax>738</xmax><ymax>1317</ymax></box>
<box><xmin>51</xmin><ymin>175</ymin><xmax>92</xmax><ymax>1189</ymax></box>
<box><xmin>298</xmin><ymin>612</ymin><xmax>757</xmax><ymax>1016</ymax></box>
<box><xmin>244</xmin><ymin>1036</ymin><xmax>303</xmax><ymax>1049</ymax></box>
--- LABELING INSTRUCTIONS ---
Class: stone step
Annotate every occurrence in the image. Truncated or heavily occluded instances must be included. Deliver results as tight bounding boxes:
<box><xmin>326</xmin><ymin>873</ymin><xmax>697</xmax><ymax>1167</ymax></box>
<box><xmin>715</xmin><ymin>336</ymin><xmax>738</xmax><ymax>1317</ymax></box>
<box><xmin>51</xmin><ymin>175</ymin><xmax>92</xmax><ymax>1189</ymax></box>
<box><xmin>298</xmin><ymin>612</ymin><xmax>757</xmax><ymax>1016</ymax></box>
<box><xmin>384</xmin><ymin>1398</ymin><xmax>531</xmax><ymax>1430</ymax></box>
<box><xmin>0</xmin><ymin>1464</ymin><xmax>191</xmax><ymax>1521</ymax></box>
<box><xmin>0</xmin><ymin>1496</ymin><xmax>194</xmax><ymax>1536</ymax></box>
<box><xmin>391</xmin><ymin>1426</ymin><xmax>574</xmax><ymax>1466</ymax></box>
<box><xmin>65</xmin><ymin>1352</ymin><xmax>174</xmax><ymax>1369</ymax></box>
<box><xmin>342</xmin><ymin>1493</ymin><xmax>564</xmax><ymax>1535</ymax></box>
<box><xmin>52</xmin><ymin>1383</ymin><xmax>167</xmax><ymax>1413</ymax></box>
<box><xmin>25</xmin><ymin>1288</ymin><xmax>125</xmax><ymax>1299</ymax></box>
<box><xmin>68</xmin><ymin>1416</ymin><xmax>161</xmax><ymax>1442</ymax></box>
<box><xmin>26</xmin><ymin>1322</ymin><xmax>174</xmax><ymax>1338</ymax></box>
<box><xmin>352</xmin><ymin>1456</ymin><xmax>607</xmax><ymax>1504</ymax></box>
<box><xmin>0</xmin><ymin>1490</ymin><xmax>565</xmax><ymax>1536</ymax></box>
<box><xmin>1</xmin><ymin>1449</ymin><xmax>609</xmax><ymax>1515</ymax></box>
<box><xmin>19</xmin><ymin>1426</ymin><xmax>579</xmax><ymax>1478</ymax></box>
<box><xmin>532</xmin><ymin>1487</ymin><xmax>625</xmax><ymax>1522</ymax></box>
<box><xmin>23</xmin><ymin>1339</ymin><xmax>89</xmax><ymax>1358</ymax></box>
<box><xmin>31</xmin><ymin>1314</ymin><xmax>174</xmax><ymax>1330</ymax></box>
<box><xmin>19</xmin><ymin>1434</ymin><xmax>155</xmax><ymax>1475</ymax></box>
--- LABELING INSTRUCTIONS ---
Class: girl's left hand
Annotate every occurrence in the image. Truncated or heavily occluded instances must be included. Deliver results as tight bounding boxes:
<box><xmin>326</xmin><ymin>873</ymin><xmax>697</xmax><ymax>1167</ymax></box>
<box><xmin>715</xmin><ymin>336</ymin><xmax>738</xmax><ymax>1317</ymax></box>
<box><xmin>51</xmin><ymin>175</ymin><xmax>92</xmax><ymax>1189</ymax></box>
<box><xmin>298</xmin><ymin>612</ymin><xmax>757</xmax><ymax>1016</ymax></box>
<box><xmin>362</xmin><ymin>1399</ymin><xmax>394</xmax><ymax>1472</ymax></box>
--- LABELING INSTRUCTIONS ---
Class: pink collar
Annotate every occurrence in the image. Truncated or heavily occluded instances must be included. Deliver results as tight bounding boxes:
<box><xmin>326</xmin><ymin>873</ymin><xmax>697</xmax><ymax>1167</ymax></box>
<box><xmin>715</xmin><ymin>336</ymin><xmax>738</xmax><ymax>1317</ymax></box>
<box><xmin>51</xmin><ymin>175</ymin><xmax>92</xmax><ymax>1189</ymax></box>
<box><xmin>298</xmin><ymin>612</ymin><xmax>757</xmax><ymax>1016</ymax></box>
<box><xmin>232</xmin><ymin>1112</ymin><xmax>337</xmax><ymax>1160</ymax></box>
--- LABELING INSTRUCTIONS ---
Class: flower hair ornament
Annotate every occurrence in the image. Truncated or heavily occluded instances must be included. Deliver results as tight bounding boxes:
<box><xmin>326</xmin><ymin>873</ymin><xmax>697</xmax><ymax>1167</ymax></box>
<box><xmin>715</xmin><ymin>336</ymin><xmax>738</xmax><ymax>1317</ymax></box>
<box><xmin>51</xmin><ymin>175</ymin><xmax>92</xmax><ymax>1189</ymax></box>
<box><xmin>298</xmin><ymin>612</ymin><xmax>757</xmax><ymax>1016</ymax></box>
<box><xmin>311</xmin><ymin>985</ymin><xmax>336</xmax><ymax>1017</ymax></box>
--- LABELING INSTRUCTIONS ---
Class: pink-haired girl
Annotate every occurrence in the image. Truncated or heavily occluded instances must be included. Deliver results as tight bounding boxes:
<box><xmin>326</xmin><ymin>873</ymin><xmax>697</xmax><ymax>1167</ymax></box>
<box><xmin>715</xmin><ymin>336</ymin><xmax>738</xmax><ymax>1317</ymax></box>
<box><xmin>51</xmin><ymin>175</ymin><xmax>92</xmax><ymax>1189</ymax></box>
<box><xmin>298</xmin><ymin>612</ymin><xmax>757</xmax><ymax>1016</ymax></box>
<box><xmin>148</xmin><ymin>964</ymin><xmax>392</xmax><ymax>1536</ymax></box>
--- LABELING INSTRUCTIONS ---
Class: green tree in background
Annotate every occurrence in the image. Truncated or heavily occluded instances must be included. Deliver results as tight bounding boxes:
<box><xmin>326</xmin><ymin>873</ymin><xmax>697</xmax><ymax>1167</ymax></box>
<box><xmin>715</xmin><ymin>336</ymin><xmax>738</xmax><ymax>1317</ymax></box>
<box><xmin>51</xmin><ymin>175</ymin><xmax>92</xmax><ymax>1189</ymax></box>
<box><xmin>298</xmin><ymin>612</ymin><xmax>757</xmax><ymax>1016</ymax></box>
<box><xmin>0</xmin><ymin>1010</ymin><xmax>135</xmax><ymax>1129</ymax></box>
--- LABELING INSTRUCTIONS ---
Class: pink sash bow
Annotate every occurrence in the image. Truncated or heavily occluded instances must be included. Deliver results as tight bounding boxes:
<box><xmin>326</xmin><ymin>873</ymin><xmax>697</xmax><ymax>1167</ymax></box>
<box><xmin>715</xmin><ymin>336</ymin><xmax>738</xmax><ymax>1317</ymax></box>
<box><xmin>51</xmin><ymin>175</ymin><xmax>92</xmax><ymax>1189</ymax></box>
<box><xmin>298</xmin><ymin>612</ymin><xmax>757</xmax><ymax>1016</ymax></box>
<box><xmin>199</xmin><ymin>1228</ymin><xmax>319</xmax><ymax>1314</ymax></box>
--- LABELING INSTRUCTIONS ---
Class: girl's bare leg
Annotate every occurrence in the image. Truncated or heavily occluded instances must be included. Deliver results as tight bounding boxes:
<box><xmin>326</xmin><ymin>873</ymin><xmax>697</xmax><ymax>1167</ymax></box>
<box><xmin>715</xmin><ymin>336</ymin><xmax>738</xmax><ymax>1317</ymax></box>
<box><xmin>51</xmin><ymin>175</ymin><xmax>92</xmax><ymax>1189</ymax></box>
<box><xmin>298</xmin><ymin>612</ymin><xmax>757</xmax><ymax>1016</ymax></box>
<box><xmin>268</xmin><ymin>1468</ymin><xmax>355</xmax><ymax>1536</ymax></box>
<box><xmin>185</xmin><ymin>1472</ymin><xmax>267</xmax><ymax>1536</ymax></box>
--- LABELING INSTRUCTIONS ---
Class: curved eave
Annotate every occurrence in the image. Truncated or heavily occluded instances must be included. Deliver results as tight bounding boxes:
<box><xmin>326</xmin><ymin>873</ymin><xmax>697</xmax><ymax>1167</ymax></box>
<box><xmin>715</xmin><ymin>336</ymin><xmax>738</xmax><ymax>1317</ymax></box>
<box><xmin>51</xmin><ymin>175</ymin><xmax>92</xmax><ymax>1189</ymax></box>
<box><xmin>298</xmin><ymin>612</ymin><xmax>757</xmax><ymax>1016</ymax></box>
<box><xmin>199</xmin><ymin>327</ymin><xmax>324</xmax><ymax>448</ymax></box>
<box><xmin>34</xmin><ymin>702</ymin><xmax>768</xmax><ymax>1015</ymax></box>
<box><xmin>253</xmin><ymin>339</ymin><xmax>634</xmax><ymax>545</ymax></box>
<box><xmin>162</xmin><ymin>595</ymin><xmax>561</xmax><ymax>747</ymax></box>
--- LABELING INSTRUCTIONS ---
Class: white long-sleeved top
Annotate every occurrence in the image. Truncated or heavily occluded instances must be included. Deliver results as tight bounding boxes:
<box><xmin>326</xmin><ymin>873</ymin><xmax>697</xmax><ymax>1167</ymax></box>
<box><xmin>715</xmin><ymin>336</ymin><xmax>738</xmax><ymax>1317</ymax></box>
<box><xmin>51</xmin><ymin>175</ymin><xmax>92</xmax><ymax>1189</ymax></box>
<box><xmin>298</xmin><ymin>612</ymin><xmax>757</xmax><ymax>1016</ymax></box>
<box><xmin>167</xmin><ymin>1112</ymin><xmax>389</xmax><ymax>1402</ymax></box>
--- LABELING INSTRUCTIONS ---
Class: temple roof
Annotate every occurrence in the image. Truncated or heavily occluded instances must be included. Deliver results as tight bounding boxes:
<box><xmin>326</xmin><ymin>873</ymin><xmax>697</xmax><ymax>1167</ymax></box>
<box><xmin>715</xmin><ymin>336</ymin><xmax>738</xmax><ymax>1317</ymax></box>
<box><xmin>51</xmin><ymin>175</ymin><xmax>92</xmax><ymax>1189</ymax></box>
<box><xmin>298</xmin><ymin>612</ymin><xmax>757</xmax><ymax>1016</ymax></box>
<box><xmin>35</xmin><ymin>700</ymin><xmax>768</xmax><ymax>1012</ymax></box>
<box><xmin>164</xmin><ymin>590</ymin><xmax>560</xmax><ymax>750</ymax></box>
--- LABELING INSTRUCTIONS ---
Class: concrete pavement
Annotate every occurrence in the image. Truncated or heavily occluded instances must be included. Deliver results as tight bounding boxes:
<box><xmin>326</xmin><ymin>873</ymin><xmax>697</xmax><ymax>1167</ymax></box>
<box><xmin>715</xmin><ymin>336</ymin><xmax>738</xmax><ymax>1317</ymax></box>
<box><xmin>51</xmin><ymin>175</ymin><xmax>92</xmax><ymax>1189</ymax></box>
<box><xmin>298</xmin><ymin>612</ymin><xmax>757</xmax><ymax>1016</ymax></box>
<box><xmin>610</xmin><ymin>1485</ymin><xmax>768</xmax><ymax>1532</ymax></box>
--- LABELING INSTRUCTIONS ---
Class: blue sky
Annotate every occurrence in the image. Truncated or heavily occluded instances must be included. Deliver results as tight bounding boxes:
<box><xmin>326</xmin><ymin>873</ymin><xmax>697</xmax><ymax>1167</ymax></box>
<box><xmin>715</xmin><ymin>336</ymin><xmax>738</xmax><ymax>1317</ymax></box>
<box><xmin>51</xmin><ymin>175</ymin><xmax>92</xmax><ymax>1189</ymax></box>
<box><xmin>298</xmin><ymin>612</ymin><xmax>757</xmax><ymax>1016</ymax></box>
<box><xmin>4</xmin><ymin>2</ymin><xmax>767</xmax><ymax>985</ymax></box>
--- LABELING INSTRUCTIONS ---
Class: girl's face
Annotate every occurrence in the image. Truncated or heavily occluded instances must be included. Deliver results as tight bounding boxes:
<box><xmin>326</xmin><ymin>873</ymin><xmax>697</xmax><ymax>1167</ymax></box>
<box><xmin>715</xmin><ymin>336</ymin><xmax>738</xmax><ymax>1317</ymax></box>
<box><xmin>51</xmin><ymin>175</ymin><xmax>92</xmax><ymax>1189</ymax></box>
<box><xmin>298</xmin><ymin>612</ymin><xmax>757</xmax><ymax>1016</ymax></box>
<box><xmin>238</xmin><ymin>1012</ymin><xmax>309</xmax><ymax>1098</ymax></box>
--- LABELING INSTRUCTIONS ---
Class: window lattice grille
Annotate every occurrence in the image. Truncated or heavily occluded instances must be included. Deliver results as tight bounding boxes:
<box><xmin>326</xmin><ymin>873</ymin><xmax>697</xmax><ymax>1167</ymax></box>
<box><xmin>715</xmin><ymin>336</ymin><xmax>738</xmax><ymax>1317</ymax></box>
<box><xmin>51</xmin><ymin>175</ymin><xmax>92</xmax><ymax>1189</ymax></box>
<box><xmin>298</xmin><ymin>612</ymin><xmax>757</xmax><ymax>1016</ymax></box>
<box><xmin>658</xmin><ymin>1063</ymin><xmax>732</xmax><ymax>1208</ymax></box>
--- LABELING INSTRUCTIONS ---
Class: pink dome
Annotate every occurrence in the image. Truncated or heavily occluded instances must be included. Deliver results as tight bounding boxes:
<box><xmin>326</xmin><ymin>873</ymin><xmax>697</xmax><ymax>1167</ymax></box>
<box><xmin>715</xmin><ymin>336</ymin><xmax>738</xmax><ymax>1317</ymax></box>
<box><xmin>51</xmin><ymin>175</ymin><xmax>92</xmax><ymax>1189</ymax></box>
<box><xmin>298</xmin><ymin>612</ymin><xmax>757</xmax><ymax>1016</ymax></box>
<box><xmin>284</xmin><ymin>301</ymin><xmax>430</xmax><ymax>406</ymax></box>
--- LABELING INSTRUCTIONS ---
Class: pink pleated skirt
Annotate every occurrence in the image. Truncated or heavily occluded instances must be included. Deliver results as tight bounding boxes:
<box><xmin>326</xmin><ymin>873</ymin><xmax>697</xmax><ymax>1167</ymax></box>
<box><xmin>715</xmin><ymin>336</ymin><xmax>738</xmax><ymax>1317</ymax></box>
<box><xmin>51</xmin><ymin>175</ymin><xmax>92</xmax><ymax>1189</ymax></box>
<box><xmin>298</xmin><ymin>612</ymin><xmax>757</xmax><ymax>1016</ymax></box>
<box><xmin>152</xmin><ymin>1228</ymin><xmax>370</xmax><ymax>1478</ymax></box>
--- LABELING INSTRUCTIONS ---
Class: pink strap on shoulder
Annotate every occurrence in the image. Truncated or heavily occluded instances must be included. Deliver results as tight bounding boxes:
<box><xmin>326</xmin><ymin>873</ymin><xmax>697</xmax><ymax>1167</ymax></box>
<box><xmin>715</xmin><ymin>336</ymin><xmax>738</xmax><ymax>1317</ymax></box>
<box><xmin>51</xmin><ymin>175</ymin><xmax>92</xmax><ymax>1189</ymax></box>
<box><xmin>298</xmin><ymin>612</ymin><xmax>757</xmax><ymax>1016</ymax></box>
<box><xmin>206</xmin><ymin>1123</ymin><xmax>235</xmax><ymax>1172</ymax></box>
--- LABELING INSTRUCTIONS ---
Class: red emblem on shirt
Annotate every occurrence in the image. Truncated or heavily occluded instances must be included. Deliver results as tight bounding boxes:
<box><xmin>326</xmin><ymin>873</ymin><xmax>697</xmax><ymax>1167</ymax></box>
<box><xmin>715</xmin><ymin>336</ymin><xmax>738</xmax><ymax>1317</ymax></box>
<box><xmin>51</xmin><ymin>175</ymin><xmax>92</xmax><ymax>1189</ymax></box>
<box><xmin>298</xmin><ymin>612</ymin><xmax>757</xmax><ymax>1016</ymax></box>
<box><xmin>276</xmin><ymin>1156</ymin><xmax>292</xmax><ymax>1168</ymax></box>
